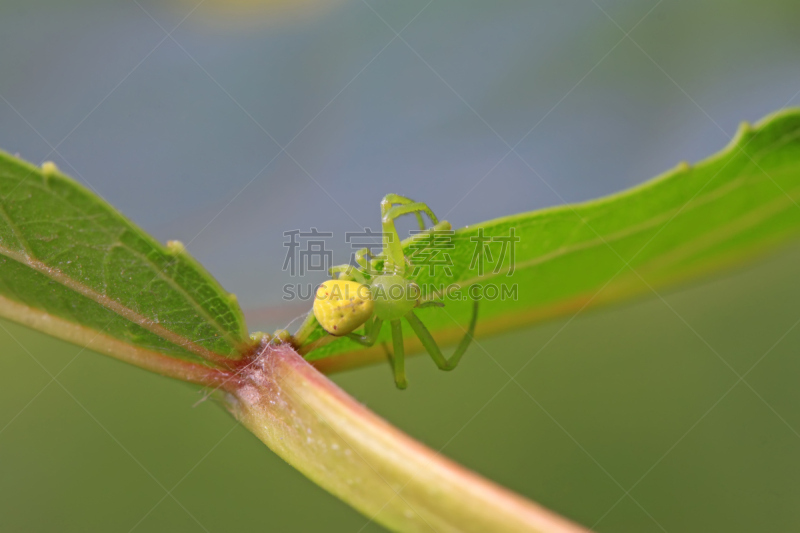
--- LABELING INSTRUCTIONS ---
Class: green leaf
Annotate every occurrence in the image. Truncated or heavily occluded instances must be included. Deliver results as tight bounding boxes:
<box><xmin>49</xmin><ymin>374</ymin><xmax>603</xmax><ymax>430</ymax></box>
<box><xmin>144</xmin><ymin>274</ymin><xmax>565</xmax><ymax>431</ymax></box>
<box><xmin>309</xmin><ymin>108</ymin><xmax>800</xmax><ymax>370</ymax></box>
<box><xmin>0</xmin><ymin>154</ymin><xmax>250</xmax><ymax>369</ymax></box>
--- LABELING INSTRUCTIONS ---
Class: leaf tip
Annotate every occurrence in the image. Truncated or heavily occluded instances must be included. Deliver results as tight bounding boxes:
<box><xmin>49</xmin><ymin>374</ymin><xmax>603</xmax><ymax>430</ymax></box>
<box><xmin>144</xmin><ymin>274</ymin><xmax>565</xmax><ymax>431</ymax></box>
<box><xmin>41</xmin><ymin>161</ymin><xmax>59</xmax><ymax>177</ymax></box>
<box><xmin>249</xmin><ymin>330</ymin><xmax>269</xmax><ymax>341</ymax></box>
<box><xmin>166</xmin><ymin>240</ymin><xmax>186</xmax><ymax>255</ymax></box>
<box><xmin>272</xmin><ymin>329</ymin><xmax>292</xmax><ymax>344</ymax></box>
<box><xmin>738</xmin><ymin>120</ymin><xmax>753</xmax><ymax>136</ymax></box>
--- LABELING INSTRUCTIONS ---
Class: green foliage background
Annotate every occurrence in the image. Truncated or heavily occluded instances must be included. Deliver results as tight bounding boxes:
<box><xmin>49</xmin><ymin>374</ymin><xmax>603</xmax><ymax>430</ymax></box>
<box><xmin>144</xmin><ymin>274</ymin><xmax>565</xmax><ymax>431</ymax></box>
<box><xmin>3</xmin><ymin>1</ymin><xmax>800</xmax><ymax>532</ymax></box>
<box><xmin>4</xmin><ymin>244</ymin><xmax>800</xmax><ymax>531</ymax></box>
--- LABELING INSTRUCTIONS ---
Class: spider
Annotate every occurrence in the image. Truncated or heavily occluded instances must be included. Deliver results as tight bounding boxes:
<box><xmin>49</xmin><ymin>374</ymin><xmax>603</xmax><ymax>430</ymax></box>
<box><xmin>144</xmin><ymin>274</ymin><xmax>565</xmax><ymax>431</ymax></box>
<box><xmin>292</xmin><ymin>194</ymin><xmax>478</xmax><ymax>389</ymax></box>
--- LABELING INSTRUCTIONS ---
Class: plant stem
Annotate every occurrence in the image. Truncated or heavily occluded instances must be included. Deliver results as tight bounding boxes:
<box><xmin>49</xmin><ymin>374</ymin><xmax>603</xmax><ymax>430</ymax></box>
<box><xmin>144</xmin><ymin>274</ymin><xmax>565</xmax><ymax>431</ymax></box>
<box><xmin>226</xmin><ymin>343</ymin><xmax>589</xmax><ymax>533</ymax></box>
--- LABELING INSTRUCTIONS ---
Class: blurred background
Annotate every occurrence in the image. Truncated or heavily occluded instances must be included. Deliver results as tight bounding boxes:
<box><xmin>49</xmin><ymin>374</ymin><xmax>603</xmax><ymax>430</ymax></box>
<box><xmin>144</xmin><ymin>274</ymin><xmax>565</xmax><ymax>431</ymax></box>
<box><xmin>2</xmin><ymin>0</ymin><xmax>800</xmax><ymax>531</ymax></box>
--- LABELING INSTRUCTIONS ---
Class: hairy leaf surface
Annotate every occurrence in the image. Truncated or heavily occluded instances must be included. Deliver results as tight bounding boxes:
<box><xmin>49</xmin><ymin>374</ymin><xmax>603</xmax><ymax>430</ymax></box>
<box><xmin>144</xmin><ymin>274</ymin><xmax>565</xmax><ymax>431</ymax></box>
<box><xmin>0</xmin><ymin>155</ymin><xmax>250</xmax><ymax>366</ymax></box>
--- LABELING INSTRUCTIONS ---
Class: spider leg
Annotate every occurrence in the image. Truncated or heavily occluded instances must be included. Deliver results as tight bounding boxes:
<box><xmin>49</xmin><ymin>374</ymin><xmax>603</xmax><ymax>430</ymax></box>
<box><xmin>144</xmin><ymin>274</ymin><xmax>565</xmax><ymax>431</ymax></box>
<box><xmin>381</xmin><ymin>194</ymin><xmax>431</xmax><ymax>230</ymax></box>
<box><xmin>389</xmin><ymin>319</ymin><xmax>408</xmax><ymax>389</ymax></box>
<box><xmin>296</xmin><ymin>335</ymin><xmax>335</xmax><ymax>356</ymax></box>
<box><xmin>354</xmin><ymin>247</ymin><xmax>383</xmax><ymax>278</ymax></box>
<box><xmin>297</xmin><ymin>315</ymin><xmax>381</xmax><ymax>356</ymax></box>
<box><xmin>416</xmin><ymin>301</ymin><xmax>444</xmax><ymax>309</ymax></box>
<box><xmin>347</xmin><ymin>321</ymin><xmax>406</xmax><ymax>389</ymax></box>
<box><xmin>291</xmin><ymin>310</ymin><xmax>318</xmax><ymax>347</ymax></box>
<box><xmin>381</xmin><ymin>341</ymin><xmax>394</xmax><ymax>364</ymax></box>
<box><xmin>381</xmin><ymin>201</ymin><xmax>439</xmax><ymax>274</ymax></box>
<box><xmin>380</xmin><ymin>342</ymin><xmax>397</xmax><ymax>384</ymax></box>
<box><xmin>328</xmin><ymin>264</ymin><xmax>368</xmax><ymax>284</ymax></box>
<box><xmin>404</xmin><ymin>299</ymin><xmax>479</xmax><ymax>371</ymax></box>
<box><xmin>345</xmin><ymin>316</ymin><xmax>384</xmax><ymax>347</ymax></box>
<box><xmin>354</xmin><ymin>247</ymin><xmax>370</xmax><ymax>269</ymax></box>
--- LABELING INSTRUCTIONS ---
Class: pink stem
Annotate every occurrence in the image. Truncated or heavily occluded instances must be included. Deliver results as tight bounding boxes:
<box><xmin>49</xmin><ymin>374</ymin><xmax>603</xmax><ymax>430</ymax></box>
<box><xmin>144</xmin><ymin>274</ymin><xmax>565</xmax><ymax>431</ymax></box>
<box><xmin>226</xmin><ymin>343</ymin><xmax>589</xmax><ymax>533</ymax></box>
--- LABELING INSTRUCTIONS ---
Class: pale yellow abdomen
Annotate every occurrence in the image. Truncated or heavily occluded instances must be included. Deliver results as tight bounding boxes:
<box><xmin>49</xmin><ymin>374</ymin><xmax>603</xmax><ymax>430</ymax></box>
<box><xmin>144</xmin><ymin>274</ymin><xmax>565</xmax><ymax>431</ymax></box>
<box><xmin>313</xmin><ymin>280</ymin><xmax>373</xmax><ymax>336</ymax></box>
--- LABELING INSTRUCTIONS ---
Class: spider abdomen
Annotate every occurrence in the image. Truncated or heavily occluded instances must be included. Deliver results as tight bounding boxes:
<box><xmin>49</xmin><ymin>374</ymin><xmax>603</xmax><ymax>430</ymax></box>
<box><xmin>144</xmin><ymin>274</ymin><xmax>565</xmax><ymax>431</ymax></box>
<box><xmin>313</xmin><ymin>280</ymin><xmax>373</xmax><ymax>336</ymax></box>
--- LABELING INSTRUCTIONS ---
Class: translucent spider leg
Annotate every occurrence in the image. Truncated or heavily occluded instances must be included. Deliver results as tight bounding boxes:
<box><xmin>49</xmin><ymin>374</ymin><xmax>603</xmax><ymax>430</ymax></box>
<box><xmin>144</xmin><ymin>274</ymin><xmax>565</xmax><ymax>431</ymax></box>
<box><xmin>354</xmin><ymin>247</ymin><xmax>383</xmax><ymax>278</ymax></box>
<box><xmin>379</xmin><ymin>194</ymin><xmax>439</xmax><ymax>274</ymax></box>
<box><xmin>329</xmin><ymin>264</ymin><xmax>367</xmax><ymax>284</ymax></box>
<box><xmin>291</xmin><ymin>310</ymin><xmax>319</xmax><ymax>347</ymax></box>
<box><xmin>344</xmin><ymin>316</ymin><xmax>407</xmax><ymax>388</ymax></box>
<box><xmin>390</xmin><ymin>320</ymin><xmax>407</xmax><ymax>389</ymax></box>
<box><xmin>405</xmin><ymin>299</ymin><xmax>479</xmax><ymax>371</ymax></box>
<box><xmin>380</xmin><ymin>193</ymin><xmax>432</xmax><ymax>231</ymax></box>
<box><xmin>380</xmin><ymin>342</ymin><xmax>395</xmax><ymax>377</ymax></box>
<box><xmin>346</xmin><ymin>316</ymin><xmax>384</xmax><ymax>347</ymax></box>
<box><xmin>346</xmin><ymin>318</ymin><xmax>406</xmax><ymax>388</ymax></box>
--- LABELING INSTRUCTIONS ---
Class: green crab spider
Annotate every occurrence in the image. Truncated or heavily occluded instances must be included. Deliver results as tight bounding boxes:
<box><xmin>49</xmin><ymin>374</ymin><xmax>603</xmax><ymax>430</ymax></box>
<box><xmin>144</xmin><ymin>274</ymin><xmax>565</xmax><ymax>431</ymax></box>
<box><xmin>293</xmin><ymin>194</ymin><xmax>478</xmax><ymax>389</ymax></box>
